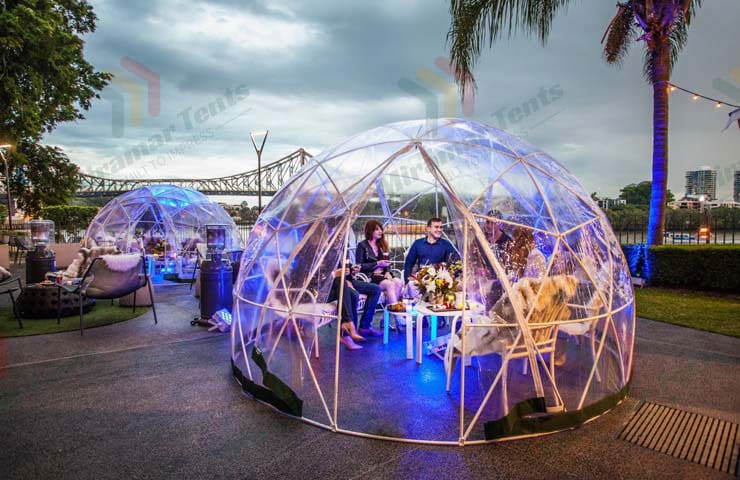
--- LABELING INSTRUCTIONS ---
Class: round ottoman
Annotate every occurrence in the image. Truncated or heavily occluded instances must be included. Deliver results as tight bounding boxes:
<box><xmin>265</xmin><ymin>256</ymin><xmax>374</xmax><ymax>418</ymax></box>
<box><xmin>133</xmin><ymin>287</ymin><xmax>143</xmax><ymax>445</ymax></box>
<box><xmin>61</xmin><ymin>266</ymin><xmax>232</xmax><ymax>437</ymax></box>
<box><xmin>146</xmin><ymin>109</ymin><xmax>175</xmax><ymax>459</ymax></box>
<box><xmin>17</xmin><ymin>283</ymin><xmax>96</xmax><ymax>319</ymax></box>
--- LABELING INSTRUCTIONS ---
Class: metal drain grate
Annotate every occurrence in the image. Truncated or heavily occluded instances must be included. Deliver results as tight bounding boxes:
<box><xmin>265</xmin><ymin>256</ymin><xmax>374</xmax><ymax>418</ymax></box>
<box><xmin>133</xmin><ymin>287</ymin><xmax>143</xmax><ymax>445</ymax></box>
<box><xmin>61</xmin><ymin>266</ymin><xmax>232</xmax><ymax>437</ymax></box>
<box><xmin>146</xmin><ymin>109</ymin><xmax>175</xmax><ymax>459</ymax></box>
<box><xmin>618</xmin><ymin>401</ymin><xmax>739</xmax><ymax>475</ymax></box>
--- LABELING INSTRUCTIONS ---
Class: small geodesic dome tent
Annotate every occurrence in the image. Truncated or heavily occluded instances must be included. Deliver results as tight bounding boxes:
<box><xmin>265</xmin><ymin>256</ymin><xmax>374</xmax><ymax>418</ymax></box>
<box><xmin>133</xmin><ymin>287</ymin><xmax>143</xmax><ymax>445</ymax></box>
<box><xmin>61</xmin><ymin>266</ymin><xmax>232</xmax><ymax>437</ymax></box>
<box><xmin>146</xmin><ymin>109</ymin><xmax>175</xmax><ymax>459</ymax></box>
<box><xmin>232</xmin><ymin>119</ymin><xmax>634</xmax><ymax>443</ymax></box>
<box><xmin>84</xmin><ymin>185</ymin><xmax>242</xmax><ymax>254</ymax></box>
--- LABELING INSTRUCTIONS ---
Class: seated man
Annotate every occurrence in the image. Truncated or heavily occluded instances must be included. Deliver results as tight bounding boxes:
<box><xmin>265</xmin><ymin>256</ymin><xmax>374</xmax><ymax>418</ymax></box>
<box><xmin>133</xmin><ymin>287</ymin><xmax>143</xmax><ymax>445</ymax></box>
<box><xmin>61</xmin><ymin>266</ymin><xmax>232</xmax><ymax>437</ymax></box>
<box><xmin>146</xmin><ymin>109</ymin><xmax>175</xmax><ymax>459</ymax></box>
<box><xmin>482</xmin><ymin>210</ymin><xmax>514</xmax><ymax>264</ymax></box>
<box><xmin>403</xmin><ymin>217</ymin><xmax>457</xmax><ymax>296</ymax></box>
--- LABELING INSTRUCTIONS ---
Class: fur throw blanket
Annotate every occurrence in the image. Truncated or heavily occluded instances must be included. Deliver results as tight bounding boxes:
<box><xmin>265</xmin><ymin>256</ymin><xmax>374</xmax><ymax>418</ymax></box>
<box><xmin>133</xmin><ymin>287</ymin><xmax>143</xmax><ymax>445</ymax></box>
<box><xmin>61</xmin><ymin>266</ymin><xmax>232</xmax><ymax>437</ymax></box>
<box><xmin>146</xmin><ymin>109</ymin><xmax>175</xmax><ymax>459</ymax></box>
<box><xmin>452</xmin><ymin>274</ymin><xmax>579</xmax><ymax>357</ymax></box>
<box><xmin>101</xmin><ymin>254</ymin><xmax>140</xmax><ymax>272</ymax></box>
<box><xmin>506</xmin><ymin>275</ymin><xmax>578</xmax><ymax>319</ymax></box>
<box><xmin>64</xmin><ymin>246</ymin><xmax>120</xmax><ymax>278</ymax></box>
<box><xmin>492</xmin><ymin>274</ymin><xmax>578</xmax><ymax>341</ymax></box>
<box><xmin>0</xmin><ymin>265</ymin><xmax>11</xmax><ymax>281</ymax></box>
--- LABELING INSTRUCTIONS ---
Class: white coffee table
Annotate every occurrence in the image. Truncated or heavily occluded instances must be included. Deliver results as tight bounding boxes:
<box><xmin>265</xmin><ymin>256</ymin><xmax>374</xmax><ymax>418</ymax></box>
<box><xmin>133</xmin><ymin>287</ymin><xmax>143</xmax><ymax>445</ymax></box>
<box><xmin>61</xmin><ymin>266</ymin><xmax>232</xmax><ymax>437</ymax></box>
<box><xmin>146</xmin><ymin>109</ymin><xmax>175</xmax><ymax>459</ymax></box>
<box><xmin>383</xmin><ymin>308</ymin><xmax>417</xmax><ymax>360</ymax></box>
<box><xmin>413</xmin><ymin>303</ymin><xmax>465</xmax><ymax>365</ymax></box>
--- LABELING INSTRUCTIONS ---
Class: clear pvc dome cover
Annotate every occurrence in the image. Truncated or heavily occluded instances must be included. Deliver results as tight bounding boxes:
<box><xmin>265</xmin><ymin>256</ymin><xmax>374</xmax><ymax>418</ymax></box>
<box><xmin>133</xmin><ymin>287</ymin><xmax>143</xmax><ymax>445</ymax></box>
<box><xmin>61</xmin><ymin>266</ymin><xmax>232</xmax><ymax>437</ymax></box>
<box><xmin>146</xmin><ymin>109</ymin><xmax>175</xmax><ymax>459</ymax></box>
<box><xmin>85</xmin><ymin>185</ymin><xmax>243</xmax><ymax>253</ymax></box>
<box><xmin>232</xmin><ymin>119</ymin><xmax>634</xmax><ymax>443</ymax></box>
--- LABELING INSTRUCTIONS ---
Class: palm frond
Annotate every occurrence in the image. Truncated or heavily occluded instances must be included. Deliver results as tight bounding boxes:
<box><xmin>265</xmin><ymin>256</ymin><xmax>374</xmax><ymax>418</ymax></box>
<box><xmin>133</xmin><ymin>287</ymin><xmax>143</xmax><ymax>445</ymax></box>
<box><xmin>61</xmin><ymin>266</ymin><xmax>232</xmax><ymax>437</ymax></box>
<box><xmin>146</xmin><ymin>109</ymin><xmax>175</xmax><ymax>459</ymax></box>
<box><xmin>603</xmin><ymin>4</ymin><xmax>637</xmax><ymax>66</ymax></box>
<box><xmin>641</xmin><ymin>0</ymin><xmax>698</xmax><ymax>83</ymax></box>
<box><xmin>681</xmin><ymin>0</ymin><xmax>702</xmax><ymax>25</ymax></box>
<box><xmin>447</xmin><ymin>0</ymin><xmax>572</xmax><ymax>93</ymax></box>
<box><xmin>668</xmin><ymin>16</ymin><xmax>688</xmax><ymax>70</ymax></box>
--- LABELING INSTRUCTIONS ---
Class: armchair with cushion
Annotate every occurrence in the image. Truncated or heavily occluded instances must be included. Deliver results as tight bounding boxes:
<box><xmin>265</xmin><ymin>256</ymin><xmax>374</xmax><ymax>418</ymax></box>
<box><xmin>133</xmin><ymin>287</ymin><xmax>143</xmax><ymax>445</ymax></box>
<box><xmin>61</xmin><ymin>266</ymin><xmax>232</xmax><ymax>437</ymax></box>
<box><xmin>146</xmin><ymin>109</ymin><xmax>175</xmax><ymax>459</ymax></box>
<box><xmin>444</xmin><ymin>274</ymin><xmax>578</xmax><ymax>415</ymax></box>
<box><xmin>61</xmin><ymin>254</ymin><xmax>157</xmax><ymax>335</ymax></box>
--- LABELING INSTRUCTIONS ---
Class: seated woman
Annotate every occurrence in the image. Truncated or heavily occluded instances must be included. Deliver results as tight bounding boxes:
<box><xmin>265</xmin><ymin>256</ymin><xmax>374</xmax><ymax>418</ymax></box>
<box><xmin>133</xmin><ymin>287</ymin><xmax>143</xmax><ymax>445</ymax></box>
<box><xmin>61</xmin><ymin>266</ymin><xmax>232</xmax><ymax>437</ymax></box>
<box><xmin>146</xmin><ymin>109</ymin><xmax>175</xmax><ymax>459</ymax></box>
<box><xmin>327</xmin><ymin>264</ymin><xmax>366</xmax><ymax>350</ymax></box>
<box><xmin>355</xmin><ymin>220</ymin><xmax>404</xmax><ymax>305</ymax></box>
<box><xmin>510</xmin><ymin>228</ymin><xmax>546</xmax><ymax>279</ymax></box>
<box><xmin>484</xmin><ymin>226</ymin><xmax>545</xmax><ymax>306</ymax></box>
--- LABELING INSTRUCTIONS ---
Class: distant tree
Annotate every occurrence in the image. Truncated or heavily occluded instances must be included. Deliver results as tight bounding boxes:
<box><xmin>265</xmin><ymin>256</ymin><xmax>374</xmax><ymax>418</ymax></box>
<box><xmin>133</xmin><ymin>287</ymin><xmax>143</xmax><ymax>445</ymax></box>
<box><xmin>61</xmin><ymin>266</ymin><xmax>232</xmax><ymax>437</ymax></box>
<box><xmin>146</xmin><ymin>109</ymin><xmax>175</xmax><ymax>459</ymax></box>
<box><xmin>238</xmin><ymin>201</ymin><xmax>251</xmax><ymax>221</ymax></box>
<box><xmin>235</xmin><ymin>205</ymin><xmax>260</xmax><ymax>223</ymax></box>
<box><xmin>72</xmin><ymin>196</ymin><xmax>114</xmax><ymax>208</ymax></box>
<box><xmin>0</xmin><ymin>0</ymin><xmax>110</xmax><ymax>215</ymax></box>
<box><xmin>665</xmin><ymin>207</ymin><xmax>698</xmax><ymax>231</ymax></box>
<box><xmin>708</xmin><ymin>207</ymin><xmax>740</xmax><ymax>230</ymax></box>
<box><xmin>619</xmin><ymin>181</ymin><xmax>674</xmax><ymax>206</ymax></box>
<box><xmin>8</xmin><ymin>140</ymin><xmax>79</xmax><ymax>217</ymax></box>
<box><xmin>0</xmin><ymin>0</ymin><xmax>111</xmax><ymax>142</ymax></box>
<box><xmin>605</xmin><ymin>205</ymin><xmax>649</xmax><ymax>232</ymax></box>
<box><xmin>42</xmin><ymin>205</ymin><xmax>98</xmax><ymax>240</ymax></box>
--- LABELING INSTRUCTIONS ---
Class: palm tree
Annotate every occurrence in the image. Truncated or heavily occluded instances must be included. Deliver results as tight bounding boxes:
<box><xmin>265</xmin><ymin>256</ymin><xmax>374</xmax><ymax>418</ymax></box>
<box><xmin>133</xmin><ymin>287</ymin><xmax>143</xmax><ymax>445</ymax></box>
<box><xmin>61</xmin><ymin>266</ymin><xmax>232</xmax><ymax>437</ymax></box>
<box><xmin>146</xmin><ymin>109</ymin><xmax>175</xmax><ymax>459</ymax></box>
<box><xmin>447</xmin><ymin>0</ymin><xmax>702</xmax><ymax>245</ymax></box>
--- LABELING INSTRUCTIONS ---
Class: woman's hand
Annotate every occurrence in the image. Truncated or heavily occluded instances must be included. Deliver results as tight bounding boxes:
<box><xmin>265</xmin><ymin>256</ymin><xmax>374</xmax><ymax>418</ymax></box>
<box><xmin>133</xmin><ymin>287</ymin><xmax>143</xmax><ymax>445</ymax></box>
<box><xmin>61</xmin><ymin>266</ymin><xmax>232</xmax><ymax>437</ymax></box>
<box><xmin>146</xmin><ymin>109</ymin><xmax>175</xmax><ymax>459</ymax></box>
<box><xmin>376</xmin><ymin>259</ymin><xmax>391</xmax><ymax>268</ymax></box>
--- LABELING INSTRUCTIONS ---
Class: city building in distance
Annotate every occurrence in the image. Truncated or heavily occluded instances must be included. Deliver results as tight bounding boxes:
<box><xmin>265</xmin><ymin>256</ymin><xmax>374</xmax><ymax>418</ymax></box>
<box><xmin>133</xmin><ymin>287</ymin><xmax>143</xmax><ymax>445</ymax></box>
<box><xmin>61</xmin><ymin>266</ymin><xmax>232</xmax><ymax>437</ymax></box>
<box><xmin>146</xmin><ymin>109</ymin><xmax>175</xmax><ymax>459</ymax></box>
<box><xmin>685</xmin><ymin>166</ymin><xmax>717</xmax><ymax>201</ymax></box>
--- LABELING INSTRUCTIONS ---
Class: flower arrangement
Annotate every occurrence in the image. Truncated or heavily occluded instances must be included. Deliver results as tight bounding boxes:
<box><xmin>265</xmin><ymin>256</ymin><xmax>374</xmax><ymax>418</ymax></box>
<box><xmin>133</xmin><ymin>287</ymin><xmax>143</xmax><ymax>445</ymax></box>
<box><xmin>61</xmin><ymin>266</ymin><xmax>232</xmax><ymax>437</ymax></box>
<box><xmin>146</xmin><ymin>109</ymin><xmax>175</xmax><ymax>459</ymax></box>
<box><xmin>153</xmin><ymin>239</ymin><xmax>169</xmax><ymax>256</ymax></box>
<box><xmin>413</xmin><ymin>261</ymin><xmax>462</xmax><ymax>305</ymax></box>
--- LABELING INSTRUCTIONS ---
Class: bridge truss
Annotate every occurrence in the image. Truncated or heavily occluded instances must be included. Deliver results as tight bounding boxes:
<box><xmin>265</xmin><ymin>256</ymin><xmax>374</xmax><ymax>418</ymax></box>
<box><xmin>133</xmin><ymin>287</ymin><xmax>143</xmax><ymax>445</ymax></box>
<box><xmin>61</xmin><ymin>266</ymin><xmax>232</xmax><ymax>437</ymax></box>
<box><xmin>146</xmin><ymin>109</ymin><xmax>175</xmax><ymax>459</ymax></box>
<box><xmin>76</xmin><ymin>148</ymin><xmax>312</xmax><ymax>198</ymax></box>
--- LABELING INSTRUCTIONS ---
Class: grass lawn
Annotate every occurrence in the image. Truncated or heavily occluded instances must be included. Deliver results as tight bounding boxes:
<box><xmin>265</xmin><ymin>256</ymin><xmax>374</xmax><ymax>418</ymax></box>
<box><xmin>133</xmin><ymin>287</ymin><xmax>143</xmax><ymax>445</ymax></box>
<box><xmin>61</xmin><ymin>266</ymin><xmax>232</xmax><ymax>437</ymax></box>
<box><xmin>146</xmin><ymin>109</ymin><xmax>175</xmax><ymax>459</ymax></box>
<box><xmin>0</xmin><ymin>302</ymin><xmax>150</xmax><ymax>337</ymax></box>
<box><xmin>635</xmin><ymin>288</ymin><xmax>740</xmax><ymax>338</ymax></box>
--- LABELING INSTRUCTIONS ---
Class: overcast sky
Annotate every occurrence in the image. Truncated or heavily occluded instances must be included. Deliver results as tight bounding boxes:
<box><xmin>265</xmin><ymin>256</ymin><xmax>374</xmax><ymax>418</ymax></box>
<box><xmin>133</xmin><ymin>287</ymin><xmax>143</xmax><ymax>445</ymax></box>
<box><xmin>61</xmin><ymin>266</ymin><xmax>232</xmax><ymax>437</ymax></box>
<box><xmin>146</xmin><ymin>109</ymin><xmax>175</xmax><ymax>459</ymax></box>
<box><xmin>45</xmin><ymin>0</ymin><xmax>740</xmax><ymax>202</ymax></box>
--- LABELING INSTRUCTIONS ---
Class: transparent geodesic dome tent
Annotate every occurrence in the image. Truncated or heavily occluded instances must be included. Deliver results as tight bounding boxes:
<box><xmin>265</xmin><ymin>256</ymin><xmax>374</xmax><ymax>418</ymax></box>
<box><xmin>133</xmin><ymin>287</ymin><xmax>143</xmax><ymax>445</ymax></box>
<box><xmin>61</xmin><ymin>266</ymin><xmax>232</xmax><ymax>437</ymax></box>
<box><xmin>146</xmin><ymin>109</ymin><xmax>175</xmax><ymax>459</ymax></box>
<box><xmin>232</xmin><ymin>119</ymin><xmax>634</xmax><ymax>444</ymax></box>
<box><xmin>84</xmin><ymin>185</ymin><xmax>243</xmax><ymax>254</ymax></box>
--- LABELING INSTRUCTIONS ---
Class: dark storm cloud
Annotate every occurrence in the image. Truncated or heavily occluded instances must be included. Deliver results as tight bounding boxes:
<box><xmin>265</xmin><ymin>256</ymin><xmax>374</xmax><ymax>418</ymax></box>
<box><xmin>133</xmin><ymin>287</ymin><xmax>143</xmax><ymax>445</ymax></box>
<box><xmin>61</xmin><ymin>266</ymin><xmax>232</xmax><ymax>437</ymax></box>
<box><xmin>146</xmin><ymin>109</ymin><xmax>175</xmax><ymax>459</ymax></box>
<box><xmin>44</xmin><ymin>0</ymin><xmax>740</xmax><ymax>199</ymax></box>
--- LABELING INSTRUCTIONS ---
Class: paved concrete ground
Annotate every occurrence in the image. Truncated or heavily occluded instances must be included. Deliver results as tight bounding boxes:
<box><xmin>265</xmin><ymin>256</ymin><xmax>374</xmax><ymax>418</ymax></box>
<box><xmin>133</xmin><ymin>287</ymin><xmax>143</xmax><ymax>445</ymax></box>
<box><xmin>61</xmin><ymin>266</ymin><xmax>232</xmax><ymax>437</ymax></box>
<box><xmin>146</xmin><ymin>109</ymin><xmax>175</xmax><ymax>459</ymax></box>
<box><xmin>1</xmin><ymin>281</ymin><xmax>738</xmax><ymax>479</ymax></box>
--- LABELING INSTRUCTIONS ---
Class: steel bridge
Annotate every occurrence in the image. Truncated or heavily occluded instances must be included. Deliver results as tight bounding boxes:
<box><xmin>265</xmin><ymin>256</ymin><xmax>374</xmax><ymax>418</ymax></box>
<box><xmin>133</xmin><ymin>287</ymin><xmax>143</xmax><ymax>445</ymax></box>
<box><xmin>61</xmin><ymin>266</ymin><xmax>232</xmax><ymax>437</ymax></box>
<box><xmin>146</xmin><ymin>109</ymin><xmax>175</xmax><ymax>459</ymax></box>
<box><xmin>76</xmin><ymin>148</ymin><xmax>312</xmax><ymax>198</ymax></box>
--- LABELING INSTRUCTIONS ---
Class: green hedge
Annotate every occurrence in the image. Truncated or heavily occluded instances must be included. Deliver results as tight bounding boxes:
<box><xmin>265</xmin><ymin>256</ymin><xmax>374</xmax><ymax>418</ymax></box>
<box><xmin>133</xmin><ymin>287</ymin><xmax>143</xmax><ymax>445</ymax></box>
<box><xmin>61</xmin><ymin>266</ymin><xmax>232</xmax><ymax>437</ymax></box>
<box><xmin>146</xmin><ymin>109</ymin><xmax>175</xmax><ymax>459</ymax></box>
<box><xmin>622</xmin><ymin>244</ymin><xmax>740</xmax><ymax>292</ymax></box>
<box><xmin>41</xmin><ymin>205</ymin><xmax>98</xmax><ymax>239</ymax></box>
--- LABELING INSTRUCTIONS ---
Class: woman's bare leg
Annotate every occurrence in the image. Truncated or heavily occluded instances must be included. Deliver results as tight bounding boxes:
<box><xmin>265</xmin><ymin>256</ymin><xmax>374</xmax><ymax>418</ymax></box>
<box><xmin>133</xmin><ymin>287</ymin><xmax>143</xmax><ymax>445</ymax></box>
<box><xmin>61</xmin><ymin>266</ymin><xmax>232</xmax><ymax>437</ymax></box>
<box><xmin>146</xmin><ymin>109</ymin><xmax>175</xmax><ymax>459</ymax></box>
<box><xmin>392</xmin><ymin>278</ymin><xmax>403</xmax><ymax>300</ymax></box>
<box><xmin>380</xmin><ymin>279</ymin><xmax>398</xmax><ymax>304</ymax></box>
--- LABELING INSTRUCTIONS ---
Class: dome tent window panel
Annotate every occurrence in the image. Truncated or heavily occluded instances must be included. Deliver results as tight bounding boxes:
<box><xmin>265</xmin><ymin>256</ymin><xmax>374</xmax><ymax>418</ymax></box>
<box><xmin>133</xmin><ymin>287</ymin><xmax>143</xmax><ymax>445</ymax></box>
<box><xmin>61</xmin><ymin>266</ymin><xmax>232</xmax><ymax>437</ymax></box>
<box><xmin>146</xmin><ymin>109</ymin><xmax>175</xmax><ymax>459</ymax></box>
<box><xmin>420</xmin><ymin>141</ymin><xmax>520</xmax><ymax>207</ymax></box>
<box><xmin>470</xmin><ymin>163</ymin><xmax>559</xmax><ymax>233</ymax></box>
<box><xmin>232</xmin><ymin>119</ymin><xmax>634</xmax><ymax>444</ymax></box>
<box><xmin>523</xmin><ymin>163</ymin><xmax>601</xmax><ymax>233</ymax></box>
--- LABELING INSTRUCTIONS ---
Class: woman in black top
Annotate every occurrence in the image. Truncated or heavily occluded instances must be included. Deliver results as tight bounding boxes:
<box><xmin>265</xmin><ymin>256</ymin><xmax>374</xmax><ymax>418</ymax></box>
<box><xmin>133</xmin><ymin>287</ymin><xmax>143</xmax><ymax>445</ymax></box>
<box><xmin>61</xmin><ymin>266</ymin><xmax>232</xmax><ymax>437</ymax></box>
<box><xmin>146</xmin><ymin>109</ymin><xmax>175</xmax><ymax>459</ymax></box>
<box><xmin>355</xmin><ymin>220</ymin><xmax>403</xmax><ymax>304</ymax></box>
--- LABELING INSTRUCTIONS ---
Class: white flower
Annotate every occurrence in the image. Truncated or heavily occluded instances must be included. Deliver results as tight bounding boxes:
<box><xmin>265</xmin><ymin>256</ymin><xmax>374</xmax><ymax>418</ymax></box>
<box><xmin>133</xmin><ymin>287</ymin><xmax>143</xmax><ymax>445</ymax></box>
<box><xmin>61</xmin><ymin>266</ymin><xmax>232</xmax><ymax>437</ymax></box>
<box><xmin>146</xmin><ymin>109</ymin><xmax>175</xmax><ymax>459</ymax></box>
<box><xmin>427</xmin><ymin>266</ymin><xmax>436</xmax><ymax>276</ymax></box>
<box><xmin>437</xmin><ymin>269</ymin><xmax>452</xmax><ymax>285</ymax></box>
<box><xmin>426</xmin><ymin>282</ymin><xmax>436</xmax><ymax>293</ymax></box>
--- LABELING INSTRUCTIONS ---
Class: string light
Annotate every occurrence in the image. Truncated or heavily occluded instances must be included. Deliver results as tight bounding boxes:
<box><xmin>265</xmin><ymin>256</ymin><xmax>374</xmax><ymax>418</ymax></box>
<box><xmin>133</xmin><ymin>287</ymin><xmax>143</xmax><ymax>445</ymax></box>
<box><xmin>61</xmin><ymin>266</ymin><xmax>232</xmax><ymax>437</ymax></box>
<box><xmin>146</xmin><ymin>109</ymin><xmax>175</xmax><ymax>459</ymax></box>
<box><xmin>668</xmin><ymin>82</ymin><xmax>740</xmax><ymax>109</ymax></box>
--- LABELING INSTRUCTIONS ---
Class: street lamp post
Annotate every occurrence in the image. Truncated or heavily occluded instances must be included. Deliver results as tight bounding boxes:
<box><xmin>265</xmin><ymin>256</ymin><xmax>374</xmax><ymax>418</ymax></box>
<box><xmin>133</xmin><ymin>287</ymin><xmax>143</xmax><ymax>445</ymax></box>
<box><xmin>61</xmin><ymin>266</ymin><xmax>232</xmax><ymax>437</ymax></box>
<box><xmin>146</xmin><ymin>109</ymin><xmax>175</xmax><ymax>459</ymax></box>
<box><xmin>0</xmin><ymin>144</ymin><xmax>11</xmax><ymax>229</ymax></box>
<box><xmin>249</xmin><ymin>131</ymin><xmax>269</xmax><ymax>212</ymax></box>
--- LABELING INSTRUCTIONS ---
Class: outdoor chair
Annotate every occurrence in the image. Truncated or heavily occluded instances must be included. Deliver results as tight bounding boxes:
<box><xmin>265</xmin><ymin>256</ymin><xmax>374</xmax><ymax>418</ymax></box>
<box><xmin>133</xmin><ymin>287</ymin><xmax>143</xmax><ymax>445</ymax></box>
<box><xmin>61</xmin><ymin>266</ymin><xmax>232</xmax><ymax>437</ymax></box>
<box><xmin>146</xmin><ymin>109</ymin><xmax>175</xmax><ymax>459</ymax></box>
<box><xmin>11</xmin><ymin>235</ymin><xmax>34</xmax><ymax>264</ymax></box>
<box><xmin>0</xmin><ymin>276</ymin><xmax>24</xmax><ymax>328</ymax></box>
<box><xmin>444</xmin><ymin>274</ymin><xmax>578</xmax><ymax>415</ymax></box>
<box><xmin>264</xmin><ymin>258</ymin><xmax>337</xmax><ymax>358</ymax></box>
<box><xmin>560</xmin><ymin>289</ymin><xmax>605</xmax><ymax>382</ymax></box>
<box><xmin>354</xmin><ymin>268</ymin><xmax>404</xmax><ymax>324</ymax></box>
<box><xmin>62</xmin><ymin>254</ymin><xmax>158</xmax><ymax>335</ymax></box>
